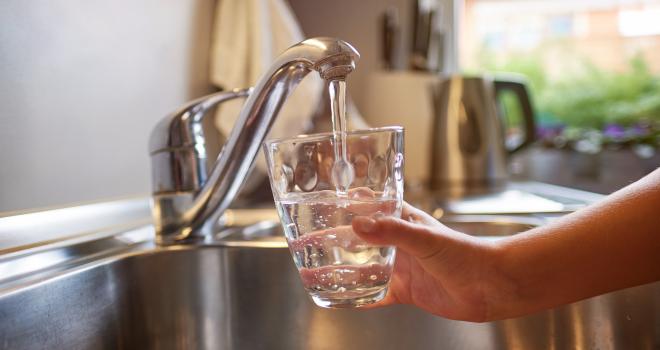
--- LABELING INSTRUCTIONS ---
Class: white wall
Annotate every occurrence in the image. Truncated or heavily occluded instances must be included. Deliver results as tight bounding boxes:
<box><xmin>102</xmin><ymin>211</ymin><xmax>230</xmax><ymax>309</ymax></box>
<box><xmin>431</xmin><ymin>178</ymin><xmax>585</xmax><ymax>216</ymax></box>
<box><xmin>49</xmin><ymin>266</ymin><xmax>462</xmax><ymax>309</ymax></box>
<box><xmin>288</xmin><ymin>0</ymin><xmax>414</xmax><ymax>110</ymax></box>
<box><xmin>0</xmin><ymin>0</ymin><xmax>216</xmax><ymax>212</ymax></box>
<box><xmin>288</xmin><ymin>0</ymin><xmax>459</xmax><ymax>111</ymax></box>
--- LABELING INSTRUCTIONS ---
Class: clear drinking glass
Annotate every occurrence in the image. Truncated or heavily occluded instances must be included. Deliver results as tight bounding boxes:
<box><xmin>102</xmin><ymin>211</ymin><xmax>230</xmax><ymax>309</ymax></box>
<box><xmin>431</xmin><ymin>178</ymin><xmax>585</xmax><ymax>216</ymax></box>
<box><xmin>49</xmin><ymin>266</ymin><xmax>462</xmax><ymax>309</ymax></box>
<box><xmin>262</xmin><ymin>126</ymin><xmax>404</xmax><ymax>308</ymax></box>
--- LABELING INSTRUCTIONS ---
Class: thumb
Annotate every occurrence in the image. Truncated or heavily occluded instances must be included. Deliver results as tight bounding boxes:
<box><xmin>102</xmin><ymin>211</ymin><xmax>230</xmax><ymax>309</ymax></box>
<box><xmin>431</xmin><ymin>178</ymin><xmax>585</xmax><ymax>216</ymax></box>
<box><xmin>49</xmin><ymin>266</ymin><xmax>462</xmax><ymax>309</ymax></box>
<box><xmin>352</xmin><ymin>215</ymin><xmax>448</xmax><ymax>259</ymax></box>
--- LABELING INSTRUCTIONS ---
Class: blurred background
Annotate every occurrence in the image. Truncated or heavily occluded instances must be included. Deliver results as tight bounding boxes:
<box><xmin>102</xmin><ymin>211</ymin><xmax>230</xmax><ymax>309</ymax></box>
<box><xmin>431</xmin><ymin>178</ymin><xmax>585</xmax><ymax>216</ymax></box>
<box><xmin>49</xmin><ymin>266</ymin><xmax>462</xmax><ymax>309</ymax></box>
<box><xmin>460</xmin><ymin>0</ymin><xmax>660</xmax><ymax>193</ymax></box>
<box><xmin>1</xmin><ymin>0</ymin><xmax>659</xmax><ymax>212</ymax></box>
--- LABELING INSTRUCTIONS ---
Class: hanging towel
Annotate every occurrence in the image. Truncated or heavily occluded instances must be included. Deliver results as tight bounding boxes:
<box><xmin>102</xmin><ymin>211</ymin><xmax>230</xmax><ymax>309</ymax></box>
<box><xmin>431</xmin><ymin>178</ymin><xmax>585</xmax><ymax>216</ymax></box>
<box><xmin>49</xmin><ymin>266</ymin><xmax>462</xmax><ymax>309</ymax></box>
<box><xmin>210</xmin><ymin>0</ymin><xmax>323</xmax><ymax>176</ymax></box>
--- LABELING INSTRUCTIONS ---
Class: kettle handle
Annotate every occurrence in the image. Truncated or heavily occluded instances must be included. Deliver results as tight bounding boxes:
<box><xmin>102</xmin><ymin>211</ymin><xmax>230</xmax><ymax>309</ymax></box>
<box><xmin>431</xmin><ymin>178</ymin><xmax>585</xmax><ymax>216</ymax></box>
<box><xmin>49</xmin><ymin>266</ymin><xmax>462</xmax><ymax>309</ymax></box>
<box><xmin>494</xmin><ymin>79</ymin><xmax>536</xmax><ymax>154</ymax></box>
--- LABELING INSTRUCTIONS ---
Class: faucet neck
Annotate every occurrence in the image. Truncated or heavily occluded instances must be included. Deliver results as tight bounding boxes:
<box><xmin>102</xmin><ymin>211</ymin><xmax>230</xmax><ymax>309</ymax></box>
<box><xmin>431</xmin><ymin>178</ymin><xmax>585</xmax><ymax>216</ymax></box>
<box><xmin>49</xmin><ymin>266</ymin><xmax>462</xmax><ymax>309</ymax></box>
<box><xmin>150</xmin><ymin>38</ymin><xmax>360</xmax><ymax>244</ymax></box>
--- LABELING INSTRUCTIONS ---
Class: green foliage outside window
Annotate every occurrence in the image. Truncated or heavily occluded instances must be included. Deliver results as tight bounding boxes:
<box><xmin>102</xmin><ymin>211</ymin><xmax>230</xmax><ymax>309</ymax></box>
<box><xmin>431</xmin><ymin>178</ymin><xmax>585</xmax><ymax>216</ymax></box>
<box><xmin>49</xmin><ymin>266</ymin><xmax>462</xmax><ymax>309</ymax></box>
<box><xmin>471</xmin><ymin>50</ymin><xmax>660</xmax><ymax>149</ymax></box>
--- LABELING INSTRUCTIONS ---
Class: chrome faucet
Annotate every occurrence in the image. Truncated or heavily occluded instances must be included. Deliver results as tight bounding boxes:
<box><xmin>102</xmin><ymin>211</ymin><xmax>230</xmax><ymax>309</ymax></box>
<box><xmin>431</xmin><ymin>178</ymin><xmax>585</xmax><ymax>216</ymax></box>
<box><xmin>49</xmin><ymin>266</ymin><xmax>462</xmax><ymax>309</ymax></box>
<box><xmin>148</xmin><ymin>38</ymin><xmax>360</xmax><ymax>244</ymax></box>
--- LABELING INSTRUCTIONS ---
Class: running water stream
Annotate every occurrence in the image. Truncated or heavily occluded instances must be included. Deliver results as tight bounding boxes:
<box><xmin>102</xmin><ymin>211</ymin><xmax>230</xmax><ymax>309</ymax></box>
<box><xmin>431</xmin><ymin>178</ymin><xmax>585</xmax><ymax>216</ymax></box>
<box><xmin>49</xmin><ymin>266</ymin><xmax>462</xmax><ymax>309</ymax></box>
<box><xmin>328</xmin><ymin>79</ymin><xmax>355</xmax><ymax>196</ymax></box>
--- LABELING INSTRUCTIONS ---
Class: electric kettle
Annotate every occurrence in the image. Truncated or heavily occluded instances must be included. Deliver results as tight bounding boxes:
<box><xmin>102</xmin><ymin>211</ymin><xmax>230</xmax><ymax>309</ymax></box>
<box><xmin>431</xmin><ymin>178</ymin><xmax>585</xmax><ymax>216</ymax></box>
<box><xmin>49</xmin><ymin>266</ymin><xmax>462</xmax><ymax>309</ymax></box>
<box><xmin>429</xmin><ymin>75</ymin><xmax>535</xmax><ymax>195</ymax></box>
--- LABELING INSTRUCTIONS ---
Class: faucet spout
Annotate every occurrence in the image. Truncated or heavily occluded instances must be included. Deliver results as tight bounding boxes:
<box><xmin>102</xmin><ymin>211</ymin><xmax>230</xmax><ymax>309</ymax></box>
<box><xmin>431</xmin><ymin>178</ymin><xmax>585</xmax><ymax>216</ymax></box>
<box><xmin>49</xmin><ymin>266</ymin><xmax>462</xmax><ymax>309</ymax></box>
<box><xmin>150</xmin><ymin>37</ymin><xmax>360</xmax><ymax>243</ymax></box>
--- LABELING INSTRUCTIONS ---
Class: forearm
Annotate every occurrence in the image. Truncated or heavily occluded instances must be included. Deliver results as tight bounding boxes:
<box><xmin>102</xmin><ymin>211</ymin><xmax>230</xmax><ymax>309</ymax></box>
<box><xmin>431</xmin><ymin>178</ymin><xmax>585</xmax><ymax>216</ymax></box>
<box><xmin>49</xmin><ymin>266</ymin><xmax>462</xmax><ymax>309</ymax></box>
<box><xmin>491</xmin><ymin>169</ymin><xmax>660</xmax><ymax>319</ymax></box>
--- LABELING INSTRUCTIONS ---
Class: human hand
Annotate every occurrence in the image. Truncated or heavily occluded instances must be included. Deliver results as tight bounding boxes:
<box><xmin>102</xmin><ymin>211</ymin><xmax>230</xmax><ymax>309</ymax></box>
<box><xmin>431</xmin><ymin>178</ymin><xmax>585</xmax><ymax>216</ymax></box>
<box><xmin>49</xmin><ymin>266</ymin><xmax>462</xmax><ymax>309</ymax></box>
<box><xmin>352</xmin><ymin>203</ymin><xmax>512</xmax><ymax>322</ymax></box>
<box><xmin>348</xmin><ymin>170</ymin><xmax>660</xmax><ymax>322</ymax></box>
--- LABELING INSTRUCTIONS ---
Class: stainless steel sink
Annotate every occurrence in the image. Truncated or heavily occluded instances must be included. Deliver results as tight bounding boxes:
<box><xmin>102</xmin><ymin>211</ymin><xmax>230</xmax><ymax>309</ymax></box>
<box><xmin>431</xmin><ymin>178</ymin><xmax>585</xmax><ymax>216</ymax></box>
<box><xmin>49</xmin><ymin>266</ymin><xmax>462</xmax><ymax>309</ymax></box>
<box><xmin>1</xmin><ymin>217</ymin><xmax>658</xmax><ymax>349</ymax></box>
<box><xmin>442</xmin><ymin>215</ymin><xmax>543</xmax><ymax>238</ymax></box>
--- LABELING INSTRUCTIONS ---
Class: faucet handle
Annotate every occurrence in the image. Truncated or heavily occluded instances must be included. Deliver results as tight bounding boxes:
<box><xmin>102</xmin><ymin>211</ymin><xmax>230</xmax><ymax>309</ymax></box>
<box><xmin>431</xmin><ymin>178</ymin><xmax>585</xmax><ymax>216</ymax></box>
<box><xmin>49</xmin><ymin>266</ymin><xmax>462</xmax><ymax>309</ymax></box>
<box><xmin>149</xmin><ymin>88</ymin><xmax>251</xmax><ymax>194</ymax></box>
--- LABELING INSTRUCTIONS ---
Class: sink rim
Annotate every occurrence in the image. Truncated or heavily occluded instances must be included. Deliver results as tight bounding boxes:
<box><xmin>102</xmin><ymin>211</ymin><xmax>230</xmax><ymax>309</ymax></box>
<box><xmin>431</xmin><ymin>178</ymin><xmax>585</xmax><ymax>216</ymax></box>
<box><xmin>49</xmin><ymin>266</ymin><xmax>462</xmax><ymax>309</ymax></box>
<box><xmin>0</xmin><ymin>212</ymin><xmax>548</xmax><ymax>295</ymax></box>
<box><xmin>440</xmin><ymin>214</ymin><xmax>546</xmax><ymax>227</ymax></box>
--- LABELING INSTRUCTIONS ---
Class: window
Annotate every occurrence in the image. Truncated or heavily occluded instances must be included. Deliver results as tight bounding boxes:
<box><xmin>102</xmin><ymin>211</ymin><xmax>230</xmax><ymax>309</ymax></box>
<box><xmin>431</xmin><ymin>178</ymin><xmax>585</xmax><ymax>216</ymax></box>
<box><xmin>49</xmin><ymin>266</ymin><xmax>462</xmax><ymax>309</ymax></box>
<box><xmin>461</xmin><ymin>0</ymin><xmax>660</xmax><ymax>149</ymax></box>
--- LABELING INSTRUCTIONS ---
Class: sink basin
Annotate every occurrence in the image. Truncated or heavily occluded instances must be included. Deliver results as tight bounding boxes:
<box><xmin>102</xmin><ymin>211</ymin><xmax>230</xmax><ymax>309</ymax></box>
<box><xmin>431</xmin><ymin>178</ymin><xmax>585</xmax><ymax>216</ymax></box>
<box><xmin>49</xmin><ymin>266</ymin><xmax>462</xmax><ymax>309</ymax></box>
<box><xmin>442</xmin><ymin>215</ymin><xmax>543</xmax><ymax>237</ymax></box>
<box><xmin>1</xmin><ymin>220</ymin><xmax>658</xmax><ymax>349</ymax></box>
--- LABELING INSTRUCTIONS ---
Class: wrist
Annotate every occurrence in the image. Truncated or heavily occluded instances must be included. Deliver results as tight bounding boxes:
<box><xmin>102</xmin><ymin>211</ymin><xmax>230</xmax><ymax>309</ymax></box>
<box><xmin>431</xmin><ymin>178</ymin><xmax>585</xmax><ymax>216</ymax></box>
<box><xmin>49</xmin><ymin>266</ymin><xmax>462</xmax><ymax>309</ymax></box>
<box><xmin>479</xmin><ymin>237</ymin><xmax>525</xmax><ymax>321</ymax></box>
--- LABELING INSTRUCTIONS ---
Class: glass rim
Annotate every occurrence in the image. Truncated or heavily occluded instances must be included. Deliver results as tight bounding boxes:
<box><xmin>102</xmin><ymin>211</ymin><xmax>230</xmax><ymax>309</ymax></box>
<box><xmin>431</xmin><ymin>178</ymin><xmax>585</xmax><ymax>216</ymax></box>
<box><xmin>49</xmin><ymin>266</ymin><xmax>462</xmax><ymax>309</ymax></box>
<box><xmin>263</xmin><ymin>125</ymin><xmax>404</xmax><ymax>147</ymax></box>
